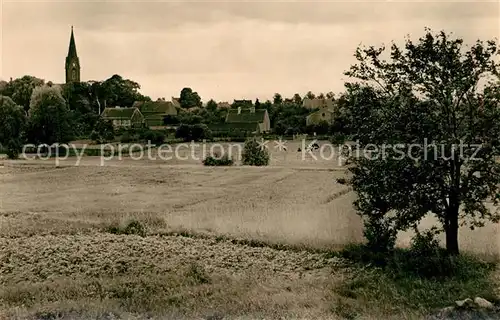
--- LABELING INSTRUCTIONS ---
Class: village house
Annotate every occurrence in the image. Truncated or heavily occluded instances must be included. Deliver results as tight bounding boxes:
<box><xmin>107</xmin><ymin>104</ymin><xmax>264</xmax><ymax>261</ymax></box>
<box><xmin>101</xmin><ymin>107</ymin><xmax>145</xmax><ymax>128</ymax></box>
<box><xmin>302</xmin><ymin>97</ymin><xmax>335</xmax><ymax>110</ymax></box>
<box><xmin>225</xmin><ymin>107</ymin><xmax>271</xmax><ymax>133</ymax></box>
<box><xmin>306</xmin><ymin>105</ymin><xmax>336</xmax><ymax>126</ymax></box>
<box><xmin>216</xmin><ymin>102</ymin><xmax>231</xmax><ymax>109</ymax></box>
<box><xmin>132</xmin><ymin>100</ymin><xmax>178</xmax><ymax>128</ymax></box>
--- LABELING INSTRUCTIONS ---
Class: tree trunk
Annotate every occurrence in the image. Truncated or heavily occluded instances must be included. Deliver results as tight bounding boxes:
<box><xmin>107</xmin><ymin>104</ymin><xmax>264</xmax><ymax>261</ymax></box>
<box><xmin>445</xmin><ymin>206</ymin><xmax>460</xmax><ymax>255</ymax></box>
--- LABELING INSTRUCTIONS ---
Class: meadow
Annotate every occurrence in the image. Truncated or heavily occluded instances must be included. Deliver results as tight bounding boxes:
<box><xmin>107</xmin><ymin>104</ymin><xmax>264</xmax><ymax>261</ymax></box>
<box><xmin>1</xmin><ymin>140</ymin><xmax>499</xmax><ymax>319</ymax></box>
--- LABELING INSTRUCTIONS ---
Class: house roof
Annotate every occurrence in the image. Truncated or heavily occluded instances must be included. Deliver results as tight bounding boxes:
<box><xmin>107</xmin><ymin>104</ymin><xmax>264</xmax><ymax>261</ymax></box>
<box><xmin>101</xmin><ymin>107</ymin><xmax>139</xmax><ymax>119</ymax></box>
<box><xmin>171</xmin><ymin>97</ymin><xmax>181</xmax><ymax>108</ymax></box>
<box><xmin>302</xmin><ymin>97</ymin><xmax>335</xmax><ymax>109</ymax></box>
<box><xmin>306</xmin><ymin>107</ymin><xmax>335</xmax><ymax>121</ymax></box>
<box><xmin>226</xmin><ymin>108</ymin><xmax>267</xmax><ymax>123</ymax></box>
<box><xmin>217</xmin><ymin>102</ymin><xmax>231</xmax><ymax>109</ymax></box>
<box><xmin>133</xmin><ymin>100</ymin><xmax>177</xmax><ymax>116</ymax></box>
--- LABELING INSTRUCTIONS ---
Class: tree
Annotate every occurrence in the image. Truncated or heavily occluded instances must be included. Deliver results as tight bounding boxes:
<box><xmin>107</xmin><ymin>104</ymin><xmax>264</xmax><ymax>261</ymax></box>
<box><xmin>293</xmin><ymin>93</ymin><xmax>302</xmax><ymax>105</ymax></box>
<box><xmin>87</xmin><ymin>80</ymin><xmax>105</xmax><ymax>114</ymax></box>
<box><xmin>0</xmin><ymin>96</ymin><xmax>27</xmax><ymax>158</ymax></box>
<box><xmin>179</xmin><ymin>87</ymin><xmax>202</xmax><ymax>109</ymax></box>
<box><xmin>271</xmin><ymin>100</ymin><xmax>309</xmax><ymax>134</ymax></box>
<box><xmin>206</xmin><ymin>99</ymin><xmax>217</xmax><ymax>112</ymax></box>
<box><xmin>317</xmin><ymin>93</ymin><xmax>325</xmax><ymax>99</ymax></box>
<box><xmin>254</xmin><ymin>98</ymin><xmax>261</xmax><ymax>109</ymax></box>
<box><xmin>99</xmin><ymin>75</ymin><xmax>150</xmax><ymax>108</ymax></box>
<box><xmin>305</xmin><ymin>91</ymin><xmax>315</xmax><ymax>99</ymax></box>
<box><xmin>273</xmin><ymin>93</ymin><xmax>283</xmax><ymax>105</ymax></box>
<box><xmin>0</xmin><ymin>81</ymin><xmax>8</xmax><ymax>94</ymax></box>
<box><xmin>339</xmin><ymin>28</ymin><xmax>500</xmax><ymax>255</ymax></box>
<box><xmin>326</xmin><ymin>91</ymin><xmax>335</xmax><ymax>99</ymax></box>
<box><xmin>27</xmin><ymin>85</ymin><xmax>73</xmax><ymax>145</ymax></box>
<box><xmin>2</xmin><ymin>76</ymin><xmax>45</xmax><ymax>112</ymax></box>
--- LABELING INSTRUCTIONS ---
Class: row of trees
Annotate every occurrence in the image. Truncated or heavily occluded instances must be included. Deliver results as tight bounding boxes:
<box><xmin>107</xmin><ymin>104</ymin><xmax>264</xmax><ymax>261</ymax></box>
<box><xmin>0</xmin><ymin>73</ymin><xmax>337</xmax><ymax>141</ymax></box>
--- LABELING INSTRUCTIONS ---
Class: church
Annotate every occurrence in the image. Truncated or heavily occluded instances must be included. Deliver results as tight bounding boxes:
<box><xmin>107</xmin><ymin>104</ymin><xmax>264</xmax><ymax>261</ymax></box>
<box><xmin>65</xmin><ymin>26</ymin><xmax>81</xmax><ymax>84</ymax></box>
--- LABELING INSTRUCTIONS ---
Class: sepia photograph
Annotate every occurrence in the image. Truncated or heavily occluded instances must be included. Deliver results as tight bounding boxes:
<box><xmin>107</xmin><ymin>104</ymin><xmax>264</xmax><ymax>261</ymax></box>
<box><xmin>1</xmin><ymin>0</ymin><xmax>500</xmax><ymax>319</ymax></box>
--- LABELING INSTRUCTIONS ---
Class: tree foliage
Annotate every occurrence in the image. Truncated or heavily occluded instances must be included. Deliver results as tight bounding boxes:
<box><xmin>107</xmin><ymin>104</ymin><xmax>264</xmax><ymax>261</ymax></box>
<box><xmin>27</xmin><ymin>85</ymin><xmax>73</xmax><ymax>145</ymax></box>
<box><xmin>90</xmin><ymin>119</ymin><xmax>115</xmax><ymax>143</ymax></box>
<box><xmin>100</xmin><ymin>75</ymin><xmax>150</xmax><ymax>108</ymax></box>
<box><xmin>179</xmin><ymin>87</ymin><xmax>202</xmax><ymax>109</ymax></box>
<box><xmin>273</xmin><ymin>93</ymin><xmax>283</xmax><ymax>105</ymax></box>
<box><xmin>206</xmin><ymin>99</ymin><xmax>218</xmax><ymax>111</ymax></box>
<box><xmin>0</xmin><ymin>96</ymin><xmax>27</xmax><ymax>158</ymax></box>
<box><xmin>2</xmin><ymin>76</ymin><xmax>45</xmax><ymax>112</ymax></box>
<box><xmin>175</xmin><ymin>124</ymin><xmax>211</xmax><ymax>142</ymax></box>
<box><xmin>339</xmin><ymin>28</ymin><xmax>500</xmax><ymax>255</ymax></box>
<box><xmin>242</xmin><ymin>138</ymin><xmax>270</xmax><ymax>166</ymax></box>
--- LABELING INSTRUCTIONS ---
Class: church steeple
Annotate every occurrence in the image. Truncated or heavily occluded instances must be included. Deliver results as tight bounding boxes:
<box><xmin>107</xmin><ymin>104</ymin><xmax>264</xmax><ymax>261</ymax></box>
<box><xmin>67</xmin><ymin>26</ymin><xmax>77</xmax><ymax>59</ymax></box>
<box><xmin>65</xmin><ymin>26</ymin><xmax>80</xmax><ymax>83</ymax></box>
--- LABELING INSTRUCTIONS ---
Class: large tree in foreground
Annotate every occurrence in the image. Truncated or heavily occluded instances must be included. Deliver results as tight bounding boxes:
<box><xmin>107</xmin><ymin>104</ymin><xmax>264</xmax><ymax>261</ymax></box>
<box><xmin>337</xmin><ymin>29</ymin><xmax>500</xmax><ymax>255</ymax></box>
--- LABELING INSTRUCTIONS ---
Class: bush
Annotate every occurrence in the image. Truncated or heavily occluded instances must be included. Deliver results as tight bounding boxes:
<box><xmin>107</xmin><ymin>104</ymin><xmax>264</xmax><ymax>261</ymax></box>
<box><xmin>106</xmin><ymin>220</ymin><xmax>147</xmax><ymax>237</ymax></box>
<box><xmin>141</xmin><ymin>130</ymin><xmax>165</xmax><ymax>145</ymax></box>
<box><xmin>175</xmin><ymin>124</ymin><xmax>212</xmax><ymax>142</ymax></box>
<box><xmin>89</xmin><ymin>130</ymin><xmax>100</xmax><ymax>144</ymax></box>
<box><xmin>336</xmin><ymin>177</ymin><xmax>347</xmax><ymax>185</ymax></box>
<box><xmin>203</xmin><ymin>153</ymin><xmax>233</xmax><ymax>166</ymax></box>
<box><xmin>120</xmin><ymin>132</ymin><xmax>134</xmax><ymax>143</ymax></box>
<box><xmin>4</xmin><ymin>139</ymin><xmax>23</xmax><ymax>159</ymax></box>
<box><xmin>241</xmin><ymin>137</ymin><xmax>270</xmax><ymax>166</ymax></box>
<box><xmin>401</xmin><ymin>228</ymin><xmax>453</xmax><ymax>278</ymax></box>
<box><xmin>363</xmin><ymin>217</ymin><xmax>397</xmax><ymax>254</ymax></box>
<box><xmin>90</xmin><ymin>119</ymin><xmax>114</xmax><ymax>143</ymax></box>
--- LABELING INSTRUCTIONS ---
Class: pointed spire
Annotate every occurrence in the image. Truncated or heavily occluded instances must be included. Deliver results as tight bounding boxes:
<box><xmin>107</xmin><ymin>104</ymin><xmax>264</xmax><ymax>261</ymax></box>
<box><xmin>67</xmin><ymin>26</ymin><xmax>78</xmax><ymax>59</ymax></box>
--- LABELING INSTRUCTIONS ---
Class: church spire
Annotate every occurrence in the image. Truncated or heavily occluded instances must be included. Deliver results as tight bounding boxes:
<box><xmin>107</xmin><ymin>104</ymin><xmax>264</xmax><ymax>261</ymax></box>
<box><xmin>65</xmin><ymin>26</ymin><xmax>80</xmax><ymax>83</ymax></box>
<box><xmin>67</xmin><ymin>25</ymin><xmax>78</xmax><ymax>59</ymax></box>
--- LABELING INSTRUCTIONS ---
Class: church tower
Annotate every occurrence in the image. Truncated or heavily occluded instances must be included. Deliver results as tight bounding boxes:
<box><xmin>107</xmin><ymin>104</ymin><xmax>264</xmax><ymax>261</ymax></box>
<box><xmin>65</xmin><ymin>26</ymin><xmax>80</xmax><ymax>83</ymax></box>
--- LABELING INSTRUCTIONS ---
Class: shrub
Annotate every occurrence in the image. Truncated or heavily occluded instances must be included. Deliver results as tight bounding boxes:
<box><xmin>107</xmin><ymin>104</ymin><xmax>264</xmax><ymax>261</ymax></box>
<box><xmin>4</xmin><ymin>139</ymin><xmax>23</xmax><ymax>159</ymax></box>
<box><xmin>106</xmin><ymin>220</ymin><xmax>147</xmax><ymax>237</ymax></box>
<box><xmin>141</xmin><ymin>130</ymin><xmax>165</xmax><ymax>145</ymax></box>
<box><xmin>175</xmin><ymin>124</ymin><xmax>212</xmax><ymax>142</ymax></box>
<box><xmin>90</xmin><ymin>119</ymin><xmax>114</xmax><ymax>143</ymax></box>
<box><xmin>89</xmin><ymin>130</ymin><xmax>100</xmax><ymax>144</ymax></box>
<box><xmin>363</xmin><ymin>217</ymin><xmax>397</xmax><ymax>254</ymax></box>
<box><xmin>120</xmin><ymin>132</ymin><xmax>134</xmax><ymax>143</ymax></box>
<box><xmin>241</xmin><ymin>137</ymin><xmax>270</xmax><ymax>166</ymax></box>
<box><xmin>203</xmin><ymin>153</ymin><xmax>233</xmax><ymax>166</ymax></box>
<box><xmin>336</xmin><ymin>177</ymin><xmax>347</xmax><ymax>185</ymax></box>
<box><xmin>185</xmin><ymin>263</ymin><xmax>211</xmax><ymax>285</ymax></box>
<box><xmin>400</xmin><ymin>228</ymin><xmax>453</xmax><ymax>278</ymax></box>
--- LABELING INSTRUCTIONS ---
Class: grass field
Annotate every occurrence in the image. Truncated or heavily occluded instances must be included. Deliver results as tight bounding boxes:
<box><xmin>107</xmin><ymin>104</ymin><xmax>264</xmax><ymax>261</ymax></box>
<box><xmin>0</xmin><ymin>141</ymin><xmax>499</xmax><ymax>319</ymax></box>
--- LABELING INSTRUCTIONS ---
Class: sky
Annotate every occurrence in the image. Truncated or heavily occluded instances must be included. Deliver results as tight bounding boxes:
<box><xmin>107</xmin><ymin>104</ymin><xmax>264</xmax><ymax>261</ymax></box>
<box><xmin>1</xmin><ymin>0</ymin><xmax>499</xmax><ymax>102</ymax></box>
